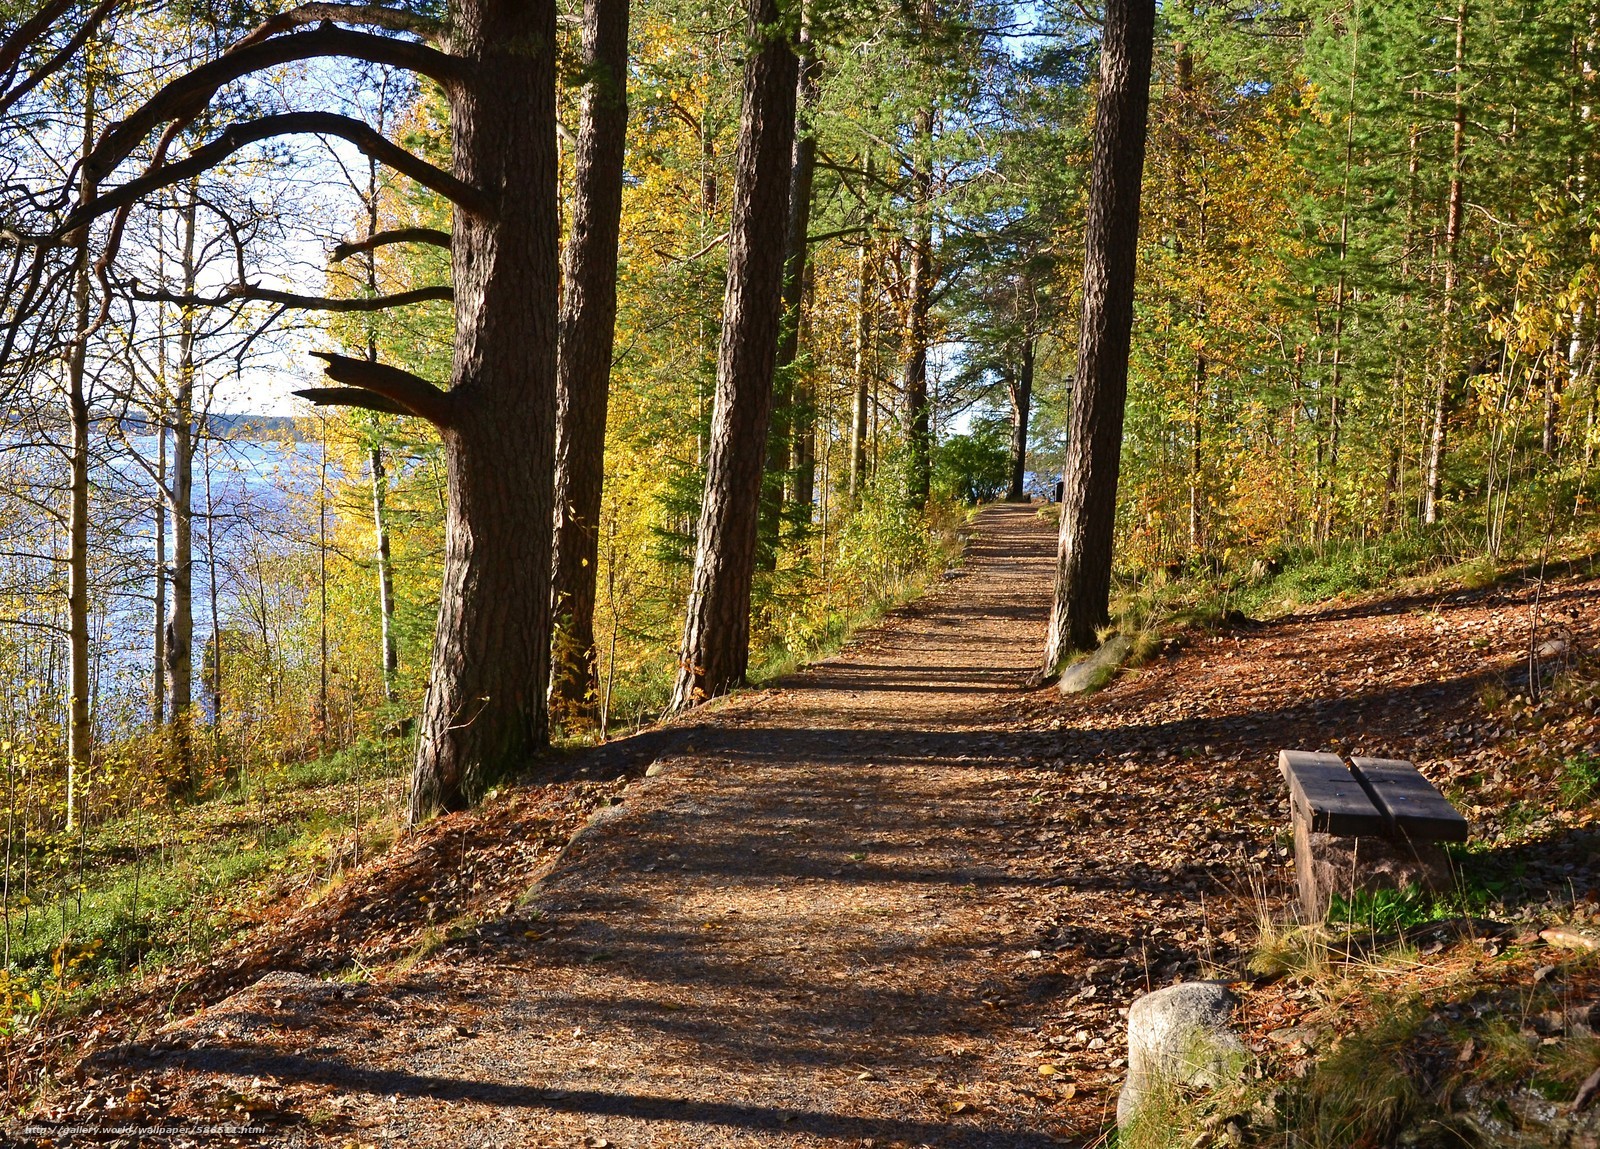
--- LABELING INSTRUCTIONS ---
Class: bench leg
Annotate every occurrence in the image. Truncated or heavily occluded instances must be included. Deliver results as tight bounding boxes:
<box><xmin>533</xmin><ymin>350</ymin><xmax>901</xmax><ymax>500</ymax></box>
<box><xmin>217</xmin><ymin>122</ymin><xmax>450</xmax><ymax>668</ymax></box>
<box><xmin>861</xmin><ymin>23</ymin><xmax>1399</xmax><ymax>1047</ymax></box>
<box><xmin>1292</xmin><ymin>807</ymin><xmax>1456</xmax><ymax>922</ymax></box>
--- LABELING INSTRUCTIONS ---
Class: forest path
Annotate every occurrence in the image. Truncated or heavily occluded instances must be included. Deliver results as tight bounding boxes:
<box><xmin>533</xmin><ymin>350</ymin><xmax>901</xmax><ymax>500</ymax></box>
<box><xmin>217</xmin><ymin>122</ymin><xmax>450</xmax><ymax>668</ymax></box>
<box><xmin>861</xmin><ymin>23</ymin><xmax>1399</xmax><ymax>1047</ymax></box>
<box><xmin>151</xmin><ymin>502</ymin><xmax>1096</xmax><ymax>1148</ymax></box>
<box><xmin>356</xmin><ymin>502</ymin><xmax>1074</xmax><ymax>1148</ymax></box>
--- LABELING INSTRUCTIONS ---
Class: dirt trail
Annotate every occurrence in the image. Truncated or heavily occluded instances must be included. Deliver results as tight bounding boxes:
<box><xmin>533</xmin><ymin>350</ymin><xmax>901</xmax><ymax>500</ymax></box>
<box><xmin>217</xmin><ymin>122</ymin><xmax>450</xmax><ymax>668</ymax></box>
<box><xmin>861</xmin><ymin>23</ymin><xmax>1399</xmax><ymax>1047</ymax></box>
<box><xmin>97</xmin><ymin>504</ymin><xmax>1088</xmax><ymax>1147</ymax></box>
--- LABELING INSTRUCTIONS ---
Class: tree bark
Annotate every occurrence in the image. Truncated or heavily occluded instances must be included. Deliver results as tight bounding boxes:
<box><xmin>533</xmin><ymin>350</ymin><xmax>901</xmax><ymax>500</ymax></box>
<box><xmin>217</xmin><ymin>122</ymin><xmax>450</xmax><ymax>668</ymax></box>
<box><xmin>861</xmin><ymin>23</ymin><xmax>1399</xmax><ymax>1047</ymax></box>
<box><xmin>410</xmin><ymin>0</ymin><xmax>560</xmax><ymax>821</ymax></box>
<box><xmin>165</xmin><ymin>186</ymin><xmax>197</xmax><ymax>782</ymax></box>
<box><xmin>1041</xmin><ymin>0</ymin><xmax>1155</xmax><ymax>672</ymax></box>
<box><xmin>153</xmin><ymin>420</ymin><xmax>166</xmax><ymax>726</ymax></box>
<box><xmin>782</xmin><ymin>36</ymin><xmax>820</xmax><ymax>527</ymax></box>
<box><xmin>902</xmin><ymin>102</ymin><xmax>935</xmax><ymax>511</ymax></box>
<box><xmin>1422</xmin><ymin>0</ymin><xmax>1468</xmax><ymax>525</ymax></box>
<box><xmin>669</xmin><ymin>0</ymin><xmax>798</xmax><ymax>711</ymax></box>
<box><xmin>1006</xmin><ymin>336</ymin><xmax>1034</xmax><ymax>501</ymax></box>
<box><xmin>849</xmin><ymin>229</ymin><xmax>874</xmax><ymax>498</ymax></box>
<box><xmin>549</xmin><ymin>0</ymin><xmax>629</xmax><ymax>732</ymax></box>
<box><xmin>66</xmin><ymin>69</ymin><xmax>96</xmax><ymax>830</ymax></box>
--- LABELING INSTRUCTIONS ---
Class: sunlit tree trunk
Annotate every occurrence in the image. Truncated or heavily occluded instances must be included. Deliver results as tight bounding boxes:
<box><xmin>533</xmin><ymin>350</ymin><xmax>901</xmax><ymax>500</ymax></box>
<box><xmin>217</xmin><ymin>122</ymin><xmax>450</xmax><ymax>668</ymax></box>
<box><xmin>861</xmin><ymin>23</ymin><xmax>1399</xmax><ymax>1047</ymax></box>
<box><xmin>670</xmin><ymin>0</ymin><xmax>798</xmax><ymax>710</ymax></box>
<box><xmin>849</xmin><ymin>193</ymin><xmax>875</xmax><ymax>499</ymax></box>
<box><xmin>1041</xmin><ymin>0</ymin><xmax>1155</xmax><ymax>671</ymax></box>
<box><xmin>153</xmin><ymin>422</ymin><xmax>166</xmax><ymax>726</ymax></box>
<box><xmin>903</xmin><ymin>99</ymin><xmax>935</xmax><ymax>511</ymax></box>
<box><xmin>410</xmin><ymin>0</ymin><xmax>561</xmax><ymax>820</ymax></box>
<box><xmin>65</xmin><ymin>71</ymin><xmax>97</xmax><ymax>830</ymax></box>
<box><xmin>550</xmin><ymin>0</ymin><xmax>629</xmax><ymax>730</ymax></box>
<box><xmin>165</xmin><ymin>185</ymin><xmax>197</xmax><ymax>782</ymax></box>
<box><xmin>783</xmin><ymin>32</ymin><xmax>820</xmax><ymax>526</ymax></box>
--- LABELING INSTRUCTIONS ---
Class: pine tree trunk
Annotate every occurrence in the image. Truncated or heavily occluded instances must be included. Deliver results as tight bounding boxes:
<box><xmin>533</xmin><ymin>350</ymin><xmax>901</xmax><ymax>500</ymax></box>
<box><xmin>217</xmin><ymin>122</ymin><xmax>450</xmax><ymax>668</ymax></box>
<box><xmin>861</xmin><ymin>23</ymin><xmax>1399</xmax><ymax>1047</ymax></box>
<box><xmin>670</xmin><ymin>0</ymin><xmax>798</xmax><ymax>711</ymax></box>
<box><xmin>1423</xmin><ymin>0</ymin><xmax>1468</xmax><ymax>526</ymax></box>
<box><xmin>850</xmin><ymin>229</ymin><xmax>874</xmax><ymax>498</ymax></box>
<box><xmin>1007</xmin><ymin>336</ymin><xmax>1034</xmax><ymax>501</ymax></box>
<box><xmin>549</xmin><ymin>0</ymin><xmax>629</xmax><ymax>731</ymax></box>
<box><xmin>1041</xmin><ymin>0</ymin><xmax>1155</xmax><ymax>673</ymax></box>
<box><xmin>783</xmin><ymin>38</ymin><xmax>820</xmax><ymax>527</ymax></box>
<box><xmin>903</xmin><ymin>103</ymin><xmax>935</xmax><ymax>511</ymax></box>
<box><xmin>411</xmin><ymin>0</ymin><xmax>559</xmax><ymax>821</ymax></box>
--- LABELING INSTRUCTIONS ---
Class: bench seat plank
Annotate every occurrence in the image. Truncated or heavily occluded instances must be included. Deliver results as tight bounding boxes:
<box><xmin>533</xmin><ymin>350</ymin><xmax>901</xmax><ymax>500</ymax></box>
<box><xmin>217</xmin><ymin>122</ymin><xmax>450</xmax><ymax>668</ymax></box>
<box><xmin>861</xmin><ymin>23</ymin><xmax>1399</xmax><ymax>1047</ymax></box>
<box><xmin>1349</xmin><ymin>756</ymin><xmax>1470</xmax><ymax>842</ymax></box>
<box><xmin>1279</xmin><ymin>750</ymin><xmax>1386</xmax><ymax>836</ymax></box>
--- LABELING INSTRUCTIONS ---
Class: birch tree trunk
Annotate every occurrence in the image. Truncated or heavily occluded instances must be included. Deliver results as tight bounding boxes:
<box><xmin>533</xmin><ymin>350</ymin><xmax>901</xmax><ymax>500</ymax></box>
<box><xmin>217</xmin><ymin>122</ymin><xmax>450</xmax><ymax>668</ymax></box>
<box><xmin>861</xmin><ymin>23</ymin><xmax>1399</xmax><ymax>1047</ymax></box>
<box><xmin>65</xmin><ymin>71</ymin><xmax>97</xmax><ymax>830</ymax></box>
<box><xmin>1422</xmin><ymin>0</ymin><xmax>1468</xmax><ymax>525</ymax></box>
<box><xmin>670</xmin><ymin>0</ymin><xmax>798</xmax><ymax>710</ymax></box>
<box><xmin>1041</xmin><ymin>0</ymin><xmax>1155</xmax><ymax>671</ymax></box>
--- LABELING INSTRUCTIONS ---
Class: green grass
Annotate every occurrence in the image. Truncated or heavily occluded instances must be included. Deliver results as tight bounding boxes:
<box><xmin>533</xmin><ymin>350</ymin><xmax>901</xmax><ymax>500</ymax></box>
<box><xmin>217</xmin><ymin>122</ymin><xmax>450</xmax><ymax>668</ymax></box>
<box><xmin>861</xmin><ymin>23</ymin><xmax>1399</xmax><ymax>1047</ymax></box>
<box><xmin>1559</xmin><ymin>751</ymin><xmax>1600</xmax><ymax>808</ymax></box>
<box><xmin>0</xmin><ymin>736</ymin><xmax>409</xmax><ymax>1027</ymax></box>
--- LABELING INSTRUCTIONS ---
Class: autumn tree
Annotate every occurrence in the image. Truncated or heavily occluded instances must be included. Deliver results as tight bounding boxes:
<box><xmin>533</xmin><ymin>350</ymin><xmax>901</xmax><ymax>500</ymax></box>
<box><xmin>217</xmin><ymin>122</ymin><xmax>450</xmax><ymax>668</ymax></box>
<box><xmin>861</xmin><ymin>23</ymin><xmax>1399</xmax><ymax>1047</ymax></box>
<box><xmin>2</xmin><ymin>0</ymin><xmax>566</xmax><ymax>821</ymax></box>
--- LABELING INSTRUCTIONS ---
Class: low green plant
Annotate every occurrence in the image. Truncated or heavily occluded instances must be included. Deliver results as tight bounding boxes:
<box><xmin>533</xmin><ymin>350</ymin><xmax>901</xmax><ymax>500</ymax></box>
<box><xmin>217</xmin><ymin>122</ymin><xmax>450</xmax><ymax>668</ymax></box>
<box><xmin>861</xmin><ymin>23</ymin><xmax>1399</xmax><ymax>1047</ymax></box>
<box><xmin>1558</xmin><ymin>751</ymin><xmax>1600</xmax><ymax>807</ymax></box>
<box><xmin>1326</xmin><ymin>885</ymin><xmax>1435</xmax><ymax>933</ymax></box>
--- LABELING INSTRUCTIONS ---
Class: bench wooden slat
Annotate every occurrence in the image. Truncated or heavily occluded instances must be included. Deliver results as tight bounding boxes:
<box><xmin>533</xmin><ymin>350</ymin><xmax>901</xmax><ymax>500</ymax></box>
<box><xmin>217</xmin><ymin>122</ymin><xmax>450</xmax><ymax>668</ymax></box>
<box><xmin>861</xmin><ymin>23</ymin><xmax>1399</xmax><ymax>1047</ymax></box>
<box><xmin>1278</xmin><ymin>750</ymin><xmax>1386</xmax><ymax>836</ymax></box>
<box><xmin>1348</xmin><ymin>756</ymin><xmax>1470</xmax><ymax>843</ymax></box>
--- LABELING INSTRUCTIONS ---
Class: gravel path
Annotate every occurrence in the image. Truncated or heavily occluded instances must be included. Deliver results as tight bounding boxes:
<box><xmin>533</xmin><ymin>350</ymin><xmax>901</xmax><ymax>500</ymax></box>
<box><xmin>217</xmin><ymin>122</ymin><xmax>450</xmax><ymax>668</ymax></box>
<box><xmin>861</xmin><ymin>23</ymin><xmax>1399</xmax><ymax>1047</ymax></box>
<box><xmin>118</xmin><ymin>504</ymin><xmax>1088</xmax><ymax>1147</ymax></box>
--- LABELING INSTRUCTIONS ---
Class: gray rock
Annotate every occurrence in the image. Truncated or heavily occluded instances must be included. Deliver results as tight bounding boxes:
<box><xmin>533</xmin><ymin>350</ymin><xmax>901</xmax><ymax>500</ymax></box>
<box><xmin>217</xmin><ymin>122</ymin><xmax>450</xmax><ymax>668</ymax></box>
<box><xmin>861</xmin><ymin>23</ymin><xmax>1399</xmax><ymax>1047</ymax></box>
<box><xmin>1118</xmin><ymin>981</ymin><xmax>1248</xmax><ymax>1128</ymax></box>
<box><xmin>1058</xmin><ymin>634</ymin><xmax>1134</xmax><ymax>695</ymax></box>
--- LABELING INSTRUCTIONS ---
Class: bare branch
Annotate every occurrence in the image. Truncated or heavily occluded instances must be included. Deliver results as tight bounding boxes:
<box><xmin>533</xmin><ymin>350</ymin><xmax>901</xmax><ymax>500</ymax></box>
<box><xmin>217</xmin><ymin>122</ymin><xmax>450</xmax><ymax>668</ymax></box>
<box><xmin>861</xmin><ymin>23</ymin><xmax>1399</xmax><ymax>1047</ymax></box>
<box><xmin>86</xmin><ymin>25</ymin><xmax>466</xmax><ymax>185</ymax></box>
<box><xmin>294</xmin><ymin>386</ymin><xmax>413</xmax><ymax>416</ymax></box>
<box><xmin>130</xmin><ymin>282</ymin><xmax>452</xmax><ymax>311</ymax></box>
<box><xmin>0</xmin><ymin>0</ymin><xmax>123</xmax><ymax>118</ymax></box>
<box><xmin>331</xmin><ymin>226</ymin><xmax>451</xmax><ymax>262</ymax></box>
<box><xmin>67</xmin><ymin>112</ymin><xmax>490</xmax><ymax>236</ymax></box>
<box><xmin>309</xmin><ymin>350</ymin><xmax>454</xmax><ymax>426</ymax></box>
<box><xmin>233</xmin><ymin>3</ymin><xmax>443</xmax><ymax>49</ymax></box>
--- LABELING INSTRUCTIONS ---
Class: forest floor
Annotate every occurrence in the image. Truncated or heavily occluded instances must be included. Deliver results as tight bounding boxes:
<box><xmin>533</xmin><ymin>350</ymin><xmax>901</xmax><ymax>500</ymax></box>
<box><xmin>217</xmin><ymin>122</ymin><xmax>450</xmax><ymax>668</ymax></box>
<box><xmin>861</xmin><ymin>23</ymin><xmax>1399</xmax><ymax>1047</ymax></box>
<box><xmin>10</xmin><ymin>503</ymin><xmax>1600</xmax><ymax>1147</ymax></box>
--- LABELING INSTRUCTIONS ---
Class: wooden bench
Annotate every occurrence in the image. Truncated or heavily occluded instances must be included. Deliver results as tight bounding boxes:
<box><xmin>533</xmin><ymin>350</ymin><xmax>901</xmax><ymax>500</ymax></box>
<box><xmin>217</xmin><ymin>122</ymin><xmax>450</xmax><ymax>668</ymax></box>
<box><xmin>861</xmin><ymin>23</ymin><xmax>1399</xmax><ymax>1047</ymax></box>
<box><xmin>1279</xmin><ymin>750</ymin><xmax>1468</xmax><ymax>920</ymax></box>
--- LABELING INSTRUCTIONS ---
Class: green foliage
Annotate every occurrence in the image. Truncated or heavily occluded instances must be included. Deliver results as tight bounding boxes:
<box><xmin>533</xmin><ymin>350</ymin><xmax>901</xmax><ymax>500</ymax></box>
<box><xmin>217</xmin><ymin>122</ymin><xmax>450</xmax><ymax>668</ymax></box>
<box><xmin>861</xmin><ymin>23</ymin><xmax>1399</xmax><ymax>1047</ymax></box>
<box><xmin>933</xmin><ymin>420</ymin><xmax>1011</xmax><ymax>505</ymax></box>
<box><xmin>1558</xmin><ymin>752</ymin><xmax>1600</xmax><ymax>808</ymax></box>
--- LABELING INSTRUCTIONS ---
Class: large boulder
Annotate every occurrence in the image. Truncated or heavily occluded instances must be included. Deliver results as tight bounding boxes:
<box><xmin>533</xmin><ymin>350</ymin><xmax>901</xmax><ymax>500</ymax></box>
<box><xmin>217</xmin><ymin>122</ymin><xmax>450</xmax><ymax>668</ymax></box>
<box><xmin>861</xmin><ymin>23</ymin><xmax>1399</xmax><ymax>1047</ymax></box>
<box><xmin>1118</xmin><ymin>981</ymin><xmax>1248</xmax><ymax>1128</ymax></box>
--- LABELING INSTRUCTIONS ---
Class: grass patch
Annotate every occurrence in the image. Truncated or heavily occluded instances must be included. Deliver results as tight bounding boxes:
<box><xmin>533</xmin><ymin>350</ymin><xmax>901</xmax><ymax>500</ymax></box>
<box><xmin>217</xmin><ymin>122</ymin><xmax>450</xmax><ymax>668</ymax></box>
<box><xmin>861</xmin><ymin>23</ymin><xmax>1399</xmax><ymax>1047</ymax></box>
<box><xmin>0</xmin><ymin>736</ymin><xmax>410</xmax><ymax>1028</ymax></box>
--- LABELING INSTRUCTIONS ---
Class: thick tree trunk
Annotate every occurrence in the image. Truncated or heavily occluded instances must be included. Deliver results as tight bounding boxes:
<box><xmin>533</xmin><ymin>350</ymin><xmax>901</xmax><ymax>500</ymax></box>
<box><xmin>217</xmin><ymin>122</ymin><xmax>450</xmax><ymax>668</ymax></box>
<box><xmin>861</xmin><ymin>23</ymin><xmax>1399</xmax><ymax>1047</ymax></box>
<box><xmin>1006</xmin><ymin>336</ymin><xmax>1034</xmax><ymax>501</ymax></box>
<box><xmin>1423</xmin><ymin>0</ymin><xmax>1468</xmax><ymax>525</ymax></box>
<box><xmin>1041</xmin><ymin>0</ymin><xmax>1155</xmax><ymax>673</ymax></box>
<box><xmin>669</xmin><ymin>0</ymin><xmax>798</xmax><ymax>711</ymax></box>
<box><xmin>549</xmin><ymin>0</ymin><xmax>629</xmax><ymax>731</ymax></box>
<box><xmin>849</xmin><ymin>231</ymin><xmax>874</xmax><ymax>498</ymax></box>
<box><xmin>410</xmin><ymin>0</ymin><xmax>559</xmax><ymax>821</ymax></box>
